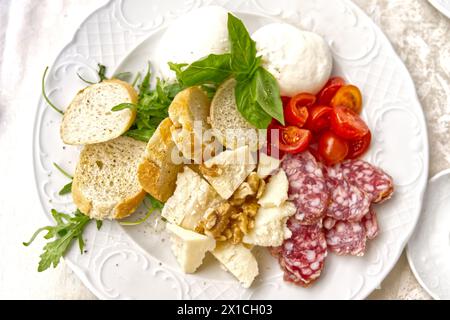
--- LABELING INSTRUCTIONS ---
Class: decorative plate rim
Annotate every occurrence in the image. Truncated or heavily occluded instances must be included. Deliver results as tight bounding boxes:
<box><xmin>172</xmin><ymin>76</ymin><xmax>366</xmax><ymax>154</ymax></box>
<box><xmin>32</xmin><ymin>0</ymin><xmax>429</xmax><ymax>300</ymax></box>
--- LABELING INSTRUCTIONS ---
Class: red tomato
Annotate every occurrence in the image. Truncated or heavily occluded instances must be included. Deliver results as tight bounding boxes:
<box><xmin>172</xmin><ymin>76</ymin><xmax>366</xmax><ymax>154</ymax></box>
<box><xmin>346</xmin><ymin>131</ymin><xmax>371</xmax><ymax>159</ymax></box>
<box><xmin>266</xmin><ymin>120</ymin><xmax>285</xmax><ymax>159</ymax></box>
<box><xmin>317</xmin><ymin>77</ymin><xmax>345</xmax><ymax>105</ymax></box>
<box><xmin>284</xmin><ymin>93</ymin><xmax>315</xmax><ymax>127</ymax></box>
<box><xmin>281</xmin><ymin>96</ymin><xmax>291</xmax><ymax>107</ymax></box>
<box><xmin>279</xmin><ymin>126</ymin><xmax>312</xmax><ymax>154</ymax></box>
<box><xmin>318</xmin><ymin>131</ymin><xmax>349</xmax><ymax>165</ymax></box>
<box><xmin>268</xmin><ymin>120</ymin><xmax>312</xmax><ymax>154</ymax></box>
<box><xmin>331</xmin><ymin>85</ymin><xmax>363</xmax><ymax>114</ymax></box>
<box><xmin>305</xmin><ymin>105</ymin><xmax>333</xmax><ymax>132</ymax></box>
<box><xmin>330</xmin><ymin>105</ymin><xmax>369</xmax><ymax>140</ymax></box>
<box><xmin>284</xmin><ymin>104</ymin><xmax>309</xmax><ymax>127</ymax></box>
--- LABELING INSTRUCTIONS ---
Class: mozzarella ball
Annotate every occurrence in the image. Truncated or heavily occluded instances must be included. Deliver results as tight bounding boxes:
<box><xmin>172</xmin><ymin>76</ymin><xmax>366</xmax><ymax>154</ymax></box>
<box><xmin>155</xmin><ymin>6</ymin><xmax>230</xmax><ymax>81</ymax></box>
<box><xmin>252</xmin><ymin>23</ymin><xmax>332</xmax><ymax>96</ymax></box>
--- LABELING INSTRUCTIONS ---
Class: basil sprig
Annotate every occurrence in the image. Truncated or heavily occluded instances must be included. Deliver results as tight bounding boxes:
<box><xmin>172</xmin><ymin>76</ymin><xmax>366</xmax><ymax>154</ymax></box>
<box><xmin>170</xmin><ymin>13</ymin><xmax>284</xmax><ymax>128</ymax></box>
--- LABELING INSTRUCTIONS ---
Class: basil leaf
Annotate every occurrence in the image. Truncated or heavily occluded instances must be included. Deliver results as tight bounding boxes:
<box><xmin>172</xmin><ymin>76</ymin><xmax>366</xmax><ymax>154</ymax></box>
<box><xmin>175</xmin><ymin>54</ymin><xmax>232</xmax><ymax>86</ymax></box>
<box><xmin>227</xmin><ymin>13</ymin><xmax>257</xmax><ymax>74</ymax></box>
<box><xmin>96</xmin><ymin>220</ymin><xmax>103</xmax><ymax>230</ymax></box>
<box><xmin>253</xmin><ymin>68</ymin><xmax>284</xmax><ymax>125</ymax></box>
<box><xmin>235</xmin><ymin>79</ymin><xmax>272</xmax><ymax>129</ymax></box>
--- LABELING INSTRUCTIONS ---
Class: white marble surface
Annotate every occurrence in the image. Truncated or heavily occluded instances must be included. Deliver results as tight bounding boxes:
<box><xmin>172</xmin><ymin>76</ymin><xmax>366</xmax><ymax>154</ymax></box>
<box><xmin>0</xmin><ymin>0</ymin><xmax>448</xmax><ymax>300</ymax></box>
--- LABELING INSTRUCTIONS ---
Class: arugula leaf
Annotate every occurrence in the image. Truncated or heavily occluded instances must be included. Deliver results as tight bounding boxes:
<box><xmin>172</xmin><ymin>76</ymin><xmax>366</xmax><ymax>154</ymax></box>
<box><xmin>23</xmin><ymin>209</ymin><xmax>92</xmax><ymax>272</ymax></box>
<box><xmin>172</xmin><ymin>54</ymin><xmax>232</xmax><ymax>86</ymax></box>
<box><xmin>77</xmin><ymin>63</ymin><xmax>108</xmax><ymax>85</ymax></box>
<box><xmin>53</xmin><ymin>163</ymin><xmax>73</xmax><ymax>179</ymax></box>
<box><xmin>116</xmin><ymin>65</ymin><xmax>183</xmax><ymax>142</ymax></box>
<box><xmin>111</xmin><ymin>103</ymin><xmax>137</xmax><ymax>111</ymax></box>
<box><xmin>97</xmin><ymin>64</ymin><xmax>107</xmax><ymax>82</ymax></box>
<box><xmin>235</xmin><ymin>78</ymin><xmax>272</xmax><ymax>129</ymax></box>
<box><xmin>96</xmin><ymin>220</ymin><xmax>103</xmax><ymax>230</ymax></box>
<box><xmin>227</xmin><ymin>13</ymin><xmax>257</xmax><ymax>74</ymax></box>
<box><xmin>253</xmin><ymin>68</ymin><xmax>284</xmax><ymax>125</ymax></box>
<box><xmin>58</xmin><ymin>182</ymin><xmax>72</xmax><ymax>195</ymax></box>
<box><xmin>168</xmin><ymin>62</ymin><xmax>188</xmax><ymax>84</ymax></box>
<box><xmin>120</xmin><ymin>195</ymin><xmax>164</xmax><ymax>226</ymax></box>
<box><xmin>124</xmin><ymin>128</ymin><xmax>155</xmax><ymax>142</ymax></box>
<box><xmin>42</xmin><ymin>67</ymin><xmax>64</xmax><ymax>115</ymax></box>
<box><xmin>114</xmin><ymin>71</ymin><xmax>132</xmax><ymax>82</ymax></box>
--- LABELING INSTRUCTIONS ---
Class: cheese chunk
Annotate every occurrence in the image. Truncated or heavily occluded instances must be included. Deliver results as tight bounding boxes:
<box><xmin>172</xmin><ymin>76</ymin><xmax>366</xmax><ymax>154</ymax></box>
<box><xmin>243</xmin><ymin>202</ymin><xmax>296</xmax><ymax>247</ymax></box>
<box><xmin>212</xmin><ymin>242</ymin><xmax>259</xmax><ymax>288</ymax></box>
<box><xmin>258</xmin><ymin>169</ymin><xmax>288</xmax><ymax>208</ymax></box>
<box><xmin>202</xmin><ymin>146</ymin><xmax>256</xmax><ymax>199</ymax></box>
<box><xmin>166</xmin><ymin>223</ymin><xmax>215</xmax><ymax>273</ymax></box>
<box><xmin>257</xmin><ymin>153</ymin><xmax>280</xmax><ymax>179</ymax></box>
<box><xmin>162</xmin><ymin>167</ymin><xmax>222</xmax><ymax>230</ymax></box>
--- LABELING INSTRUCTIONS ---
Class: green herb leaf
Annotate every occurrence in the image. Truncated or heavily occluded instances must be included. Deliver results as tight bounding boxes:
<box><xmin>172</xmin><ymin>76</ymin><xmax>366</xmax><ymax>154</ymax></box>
<box><xmin>168</xmin><ymin>62</ymin><xmax>188</xmax><ymax>85</ymax></box>
<box><xmin>58</xmin><ymin>182</ymin><xmax>72</xmax><ymax>195</ymax></box>
<box><xmin>96</xmin><ymin>220</ymin><xmax>103</xmax><ymax>230</ymax></box>
<box><xmin>235</xmin><ymin>78</ymin><xmax>272</xmax><ymax>129</ymax></box>
<box><xmin>24</xmin><ymin>209</ymin><xmax>91</xmax><ymax>272</ymax></box>
<box><xmin>97</xmin><ymin>64</ymin><xmax>107</xmax><ymax>82</ymax></box>
<box><xmin>124</xmin><ymin>128</ymin><xmax>155</xmax><ymax>142</ymax></box>
<box><xmin>253</xmin><ymin>68</ymin><xmax>284</xmax><ymax>125</ymax></box>
<box><xmin>132</xmin><ymin>72</ymin><xmax>142</xmax><ymax>87</ymax></box>
<box><xmin>139</xmin><ymin>63</ymin><xmax>152</xmax><ymax>97</ymax></box>
<box><xmin>42</xmin><ymin>67</ymin><xmax>64</xmax><ymax>115</ymax></box>
<box><xmin>114</xmin><ymin>71</ymin><xmax>132</xmax><ymax>82</ymax></box>
<box><xmin>120</xmin><ymin>195</ymin><xmax>164</xmax><ymax>226</ymax></box>
<box><xmin>227</xmin><ymin>13</ymin><xmax>257</xmax><ymax>74</ymax></box>
<box><xmin>173</xmin><ymin>54</ymin><xmax>232</xmax><ymax>87</ymax></box>
<box><xmin>76</xmin><ymin>72</ymin><xmax>96</xmax><ymax>85</ymax></box>
<box><xmin>53</xmin><ymin>163</ymin><xmax>73</xmax><ymax>179</ymax></box>
<box><xmin>111</xmin><ymin>103</ymin><xmax>137</xmax><ymax>111</ymax></box>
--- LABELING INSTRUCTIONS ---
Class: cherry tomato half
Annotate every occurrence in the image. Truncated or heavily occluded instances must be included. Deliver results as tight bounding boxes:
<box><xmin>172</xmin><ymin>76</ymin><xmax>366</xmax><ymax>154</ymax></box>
<box><xmin>331</xmin><ymin>85</ymin><xmax>363</xmax><ymax>114</ymax></box>
<box><xmin>284</xmin><ymin>93</ymin><xmax>315</xmax><ymax>127</ymax></box>
<box><xmin>317</xmin><ymin>77</ymin><xmax>345</xmax><ymax>105</ymax></box>
<box><xmin>346</xmin><ymin>131</ymin><xmax>371</xmax><ymax>159</ymax></box>
<box><xmin>330</xmin><ymin>105</ymin><xmax>369</xmax><ymax>140</ymax></box>
<box><xmin>318</xmin><ymin>131</ymin><xmax>349</xmax><ymax>165</ymax></box>
<box><xmin>268</xmin><ymin>120</ymin><xmax>312</xmax><ymax>154</ymax></box>
<box><xmin>305</xmin><ymin>105</ymin><xmax>333</xmax><ymax>133</ymax></box>
<box><xmin>279</xmin><ymin>126</ymin><xmax>312</xmax><ymax>154</ymax></box>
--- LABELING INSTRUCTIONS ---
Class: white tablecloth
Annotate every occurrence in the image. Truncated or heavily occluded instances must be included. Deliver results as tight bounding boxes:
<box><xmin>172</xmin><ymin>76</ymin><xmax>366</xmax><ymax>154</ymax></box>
<box><xmin>0</xmin><ymin>0</ymin><xmax>449</xmax><ymax>299</ymax></box>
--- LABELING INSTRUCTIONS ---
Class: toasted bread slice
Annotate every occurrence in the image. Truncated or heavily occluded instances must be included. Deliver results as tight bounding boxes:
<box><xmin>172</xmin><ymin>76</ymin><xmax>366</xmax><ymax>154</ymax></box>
<box><xmin>168</xmin><ymin>87</ymin><xmax>214</xmax><ymax>163</ymax></box>
<box><xmin>72</xmin><ymin>136</ymin><xmax>147</xmax><ymax>220</ymax></box>
<box><xmin>61</xmin><ymin>79</ymin><xmax>137</xmax><ymax>145</ymax></box>
<box><xmin>210</xmin><ymin>78</ymin><xmax>260</xmax><ymax>150</ymax></box>
<box><xmin>137</xmin><ymin>118</ymin><xmax>183</xmax><ymax>202</ymax></box>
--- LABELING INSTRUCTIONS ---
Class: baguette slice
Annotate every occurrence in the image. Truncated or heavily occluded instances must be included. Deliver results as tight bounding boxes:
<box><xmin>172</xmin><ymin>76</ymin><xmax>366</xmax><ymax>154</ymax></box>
<box><xmin>61</xmin><ymin>79</ymin><xmax>137</xmax><ymax>145</ymax></box>
<box><xmin>137</xmin><ymin>118</ymin><xmax>183</xmax><ymax>202</ymax></box>
<box><xmin>72</xmin><ymin>136</ymin><xmax>147</xmax><ymax>220</ymax></box>
<box><xmin>168</xmin><ymin>86</ymin><xmax>214</xmax><ymax>163</ymax></box>
<box><xmin>210</xmin><ymin>78</ymin><xmax>261</xmax><ymax>150</ymax></box>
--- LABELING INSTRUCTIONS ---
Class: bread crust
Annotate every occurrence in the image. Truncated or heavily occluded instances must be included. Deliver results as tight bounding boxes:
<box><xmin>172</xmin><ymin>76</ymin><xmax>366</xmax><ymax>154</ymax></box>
<box><xmin>137</xmin><ymin>118</ymin><xmax>183</xmax><ymax>202</ymax></box>
<box><xmin>60</xmin><ymin>78</ymin><xmax>138</xmax><ymax>145</ymax></box>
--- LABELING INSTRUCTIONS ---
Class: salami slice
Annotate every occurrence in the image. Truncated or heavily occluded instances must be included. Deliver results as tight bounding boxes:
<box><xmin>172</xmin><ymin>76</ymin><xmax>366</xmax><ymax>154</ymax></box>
<box><xmin>341</xmin><ymin>160</ymin><xmax>394</xmax><ymax>203</ymax></box>
<box><xmin>362</xmin><ymin>207</ymin><xmax>379</xmax><ymax>240</ymax></box>
<box><xmin>282</xmin><ymin>152</ymin><xmax>329</xmax><ymax>224</ymax></box>
<box><xmin>323</xmin><ymin>217</ymin><xmax>336</xmax><ymax>230</ymax></box>
<box><xmin>324</xmin><ymin>165</ymin><xmax>371</xmax><ymax>221</ymax></box>
<box><xmin>326</xmin><ymin>220</ymin><xmax>367</xmax><ymax>256</ymax></box>
<box><xmin>274</xmin><ymin>219</ymin><xmax>328</xmax><ymax>286</ymax></box>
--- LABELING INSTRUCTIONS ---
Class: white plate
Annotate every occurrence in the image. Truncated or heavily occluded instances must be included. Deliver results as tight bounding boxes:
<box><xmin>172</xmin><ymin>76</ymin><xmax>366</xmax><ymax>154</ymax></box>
<box><xmin>429</xmin><ymin>0</ymin><xmax>450</xmax><ymax>19</ymax></box>
<box><xmin>33</xmin><ymin>0</ymin><xmax>429</xmax><ymax>300</ymax></box>
<box><xmin>407</xmin><ymin>169</ymin><xmax>450</xmax><ymax>300</ymax></box>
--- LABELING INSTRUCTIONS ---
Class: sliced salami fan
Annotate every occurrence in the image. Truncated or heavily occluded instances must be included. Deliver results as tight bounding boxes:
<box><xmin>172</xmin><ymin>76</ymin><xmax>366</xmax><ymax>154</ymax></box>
<box><xmin>282</xmin><ymin>152</ymin><xmax>329</xmax><ymax>224</ymax></box>
<box><xmin>362</xmin><ymin>207</ymin><xmax>379</xmax><ymax>240</ymax></box>
<box><xmin>326</xmin><ymin>220</ymin><xmax>367</xmax><ymax>256</ymax></box>
<box><xmin>324</xmin><ymin>165</ymin><xmax>371</xmax><ymax>221</ymax></box>
<box><xmin>274</xmin><ymin>219</ymin><xmax>328</xmax><ymax>287</ymax></box>
<box><xmin>341</xmin><ymin>159</ymin><xmax>394</xmax><ymax>203</ymax></box>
